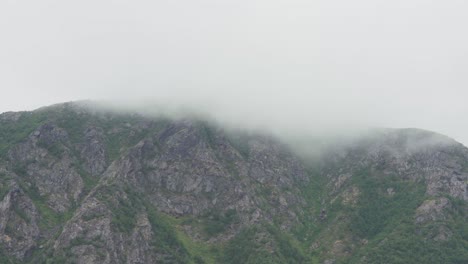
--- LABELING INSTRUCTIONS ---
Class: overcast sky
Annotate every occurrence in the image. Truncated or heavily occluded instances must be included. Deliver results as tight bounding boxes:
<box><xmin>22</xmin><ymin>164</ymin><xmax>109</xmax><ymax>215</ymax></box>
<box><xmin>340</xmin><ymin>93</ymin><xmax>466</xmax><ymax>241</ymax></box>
<box><xmin>0</xmin><ymin>0</ymin><xmax>467</xmax><ymax>144</ymax></box>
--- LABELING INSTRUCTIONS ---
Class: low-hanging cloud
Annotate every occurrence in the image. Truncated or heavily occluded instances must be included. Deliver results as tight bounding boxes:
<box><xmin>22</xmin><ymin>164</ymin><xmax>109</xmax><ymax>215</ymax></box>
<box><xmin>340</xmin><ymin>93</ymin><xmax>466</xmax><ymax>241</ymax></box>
<box><xmin>1</xmin><ymin>0</ymin><xmax>467</xmax><ymax>145</ymax></box>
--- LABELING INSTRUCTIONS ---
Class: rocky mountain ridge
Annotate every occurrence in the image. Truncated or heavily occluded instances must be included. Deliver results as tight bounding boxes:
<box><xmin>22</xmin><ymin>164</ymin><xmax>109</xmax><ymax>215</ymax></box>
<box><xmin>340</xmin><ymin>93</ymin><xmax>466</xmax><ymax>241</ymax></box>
<box><xmin>0</xmin><ymin>102</ymin><xmax>467</xmax><ymax>263</ymax></box>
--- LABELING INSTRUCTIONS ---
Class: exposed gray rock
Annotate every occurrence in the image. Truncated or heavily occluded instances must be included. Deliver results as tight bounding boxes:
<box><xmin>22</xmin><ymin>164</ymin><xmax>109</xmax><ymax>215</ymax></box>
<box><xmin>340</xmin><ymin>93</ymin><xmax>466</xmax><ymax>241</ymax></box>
<box><xmin>415</xmin><ymin>197</ymin><xmax>451</xmax><ymax>224</ymax></box>
<box><xmin>0</xmin><ymin>184</ymin><xmax>40</xmax><ymax>260</ymax></box>
<box><xmin>80</xmin><ymin>126</ymin><xmax>108</xmax><ymax>176</ymax></box>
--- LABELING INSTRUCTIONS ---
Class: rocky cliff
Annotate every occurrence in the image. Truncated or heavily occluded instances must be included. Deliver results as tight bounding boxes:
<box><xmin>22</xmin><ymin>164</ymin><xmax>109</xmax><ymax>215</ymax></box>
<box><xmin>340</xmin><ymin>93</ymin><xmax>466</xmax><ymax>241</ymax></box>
<box><xmin>0</xmin><ymin>102</ymin><xmax>466</xmax><ymax>263</ymax></box>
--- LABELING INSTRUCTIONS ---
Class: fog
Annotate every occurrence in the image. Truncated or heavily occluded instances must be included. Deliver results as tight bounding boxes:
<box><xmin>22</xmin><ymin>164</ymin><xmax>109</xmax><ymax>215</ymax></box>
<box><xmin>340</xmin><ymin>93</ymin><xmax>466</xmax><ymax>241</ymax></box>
<box><xmin>1</xmin><ymin>0</ymin><xmax>467</xmax><ymax>145</ymax></box>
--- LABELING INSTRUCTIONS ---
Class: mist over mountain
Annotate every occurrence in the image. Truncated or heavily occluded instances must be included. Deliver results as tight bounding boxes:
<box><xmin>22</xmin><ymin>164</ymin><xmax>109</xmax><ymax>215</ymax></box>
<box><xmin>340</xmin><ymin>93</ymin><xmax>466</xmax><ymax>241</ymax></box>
<box><xmin>0</xmin><ymin>102</ymin><xmax>466</xmax><ymax>263</ymax></box>
<box><xmin>1</xmin><ymin>0</ymin><xmax>467</xmax><ymax>263</ymax></box>
<box><xmin>1</xmin><ymin>0</ymin><xmax>468</xmax><ymax>145</ymax></box>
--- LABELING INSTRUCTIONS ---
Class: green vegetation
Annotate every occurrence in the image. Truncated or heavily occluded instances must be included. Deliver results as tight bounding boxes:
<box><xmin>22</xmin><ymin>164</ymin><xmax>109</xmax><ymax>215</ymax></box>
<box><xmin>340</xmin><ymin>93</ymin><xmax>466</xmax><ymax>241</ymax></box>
<box><xmin>0</xmin><ymin>247</ymin><xmax>16</xmax><ymax>264</ymax></box>
<box><xmin>342</xmin><ymin>169</ymin><xmax>467</xmax><ymax>264</ymax></box>
<box><xmin>292</xmin><ymin>168</ymin><xmax>329</xmax><ymax>243</ymax></box>
<box><xmin>17</xmin><ymin>179</ymin><xmax>73</xmax><ymax>230</ymax></box>
<box><xmin>74</xmin><ymin>164</ymin><xmax>99</xmax><ymax>196</ymax></box>
<box><xmin>104</xmin><ymin>185</ymin><xmax>198</xmax><ymax>263</ymax></box>
<box><xmin>349</xmin><ymin>170</ymin><xmax>426</xmax><ymax>238</ymax></box>
<box><xmin>92</xmin><ymin>184</ymin><xmax>140</xmax><ymax>233</ymax></box>
<box><xmin>12</xmin><ymin>204</ymin><xmax>31</xmax><ymax>224</ymax></box>
<box><xmin>225</xmin><ymin>131</ymin><xmax>251</xmax><ymax>159</ymax></box>
<box><xmin>11</xmin><ymin>163</ymin><xmax>28</xmax><ymax>177</ymax></box>
<box><xmin>0</xmin><ymin>186</ymin><xmax>9</xmax><ymax>200</ymax></box>
<box><xmin>145</xmin><ymin>203</ymin><xmax>192</xmax><ymax>263</ymax></box>
<box><xmin>348</xmin><ymin>223</ymin><xmax>468</xmax><ymax>264</ymax></box>
<box><xmin>201</xmin><ymin>209</ymin><xmax>239</xmax><ymax>236</ymax></box>
<box><xmin>222</xmin><ymin>224</ymin><xmax>309</xmax><ymax>264</ymax></box>
<box><xmin>0</xmin><ymin>175</ymin><xmax>11</xmax><ymax>200</ymax></box>
<box><xmin>172</xmin><ymin>222</ymin><xmax>220</xmax><ymax>264</ymax></box>
<box><xmin>1</xmin><ymin>104</ymin><xmax>467</xmax><ymax>263</ymax></box>
<box><xmin>40</xmin><ymin>104</ymin><xmax>169</xmax><ymax>162</ymax></box>
<box><xmin>0</xmin><ymin>111</ymin><xmax>48</xmax><ymax>158</ymax></box>
<box><xmin>52</xmin><ymin>107</ymin><xmax>89</xmax><ymax>144</ymax></box>
<box><xmin>36</xmin><ymin>140</ymin><xmax>65</xmax><ymax>158</ymax></box>
<box><xmin>291</xmin><ymin>165</ymin><xmax>468</xmax><ymax>264</ymax></box>
<box><xmin>198</xmin><ymin>122</ymin><xmax>217</xmax><ymax>149</ymax></box>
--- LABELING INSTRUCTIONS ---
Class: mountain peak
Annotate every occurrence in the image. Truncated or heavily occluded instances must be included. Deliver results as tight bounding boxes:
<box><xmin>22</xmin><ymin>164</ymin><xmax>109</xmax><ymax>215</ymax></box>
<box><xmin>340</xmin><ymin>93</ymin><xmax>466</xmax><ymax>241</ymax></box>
<box><xmin>0</xmin><ymin>103</ymin><xmax>467</xmax><ymax>263</ymax></box>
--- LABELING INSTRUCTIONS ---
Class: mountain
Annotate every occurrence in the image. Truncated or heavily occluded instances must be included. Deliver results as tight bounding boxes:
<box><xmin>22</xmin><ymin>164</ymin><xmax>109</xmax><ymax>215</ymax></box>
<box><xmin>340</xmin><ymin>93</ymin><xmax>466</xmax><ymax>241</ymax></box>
<box><xmin>0</xmin><ymin>102</ymin><xmax>467</xmax><ymax>264</ymax></box>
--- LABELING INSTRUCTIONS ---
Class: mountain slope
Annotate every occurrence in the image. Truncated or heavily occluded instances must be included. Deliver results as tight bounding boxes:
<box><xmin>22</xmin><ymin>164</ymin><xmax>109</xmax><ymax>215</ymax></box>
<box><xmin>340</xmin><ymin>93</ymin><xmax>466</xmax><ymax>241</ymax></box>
<box><xmin>302</xmin><ymin>129</ymin><xmax>468</xmax><ymax>263</ymax></box>
<box><xmin>0</xmin><ymin>102</ymin><xmax>467</xmax><ymax>264</ymax></box>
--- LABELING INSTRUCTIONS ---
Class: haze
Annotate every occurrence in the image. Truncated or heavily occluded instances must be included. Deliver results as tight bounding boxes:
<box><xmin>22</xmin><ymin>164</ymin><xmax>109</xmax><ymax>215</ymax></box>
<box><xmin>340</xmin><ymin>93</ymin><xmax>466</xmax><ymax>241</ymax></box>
<box><xmin>1</xmin><ymin>0</ymin><xmax>467</xmax><ymax>145</ymax></box>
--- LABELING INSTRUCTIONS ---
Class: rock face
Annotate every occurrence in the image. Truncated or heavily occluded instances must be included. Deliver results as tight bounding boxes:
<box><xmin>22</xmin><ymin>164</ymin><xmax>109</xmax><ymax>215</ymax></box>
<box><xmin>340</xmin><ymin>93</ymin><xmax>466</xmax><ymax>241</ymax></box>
<box><xmin>0</xmin><ymin>185</ymin><xmax>40</xmax><ymax>260</ymax></box>
<box><xmin>0</xmin><ymin>102</ymin><xmax>467</xmax><ymax>264</ymax></box>
<box><xmin>8</xmin><ymin>123</ymin><xmax>84</xmax><ymax>213</ymax></box>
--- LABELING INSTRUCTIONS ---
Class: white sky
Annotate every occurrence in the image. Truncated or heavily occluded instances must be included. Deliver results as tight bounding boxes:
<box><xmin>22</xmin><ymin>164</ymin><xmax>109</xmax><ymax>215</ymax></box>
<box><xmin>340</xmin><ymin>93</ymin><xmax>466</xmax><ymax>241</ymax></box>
<box><xmin>0</xmin><ymin>0</ymin><xmax>467</xmax><ymax>144</ymax></box>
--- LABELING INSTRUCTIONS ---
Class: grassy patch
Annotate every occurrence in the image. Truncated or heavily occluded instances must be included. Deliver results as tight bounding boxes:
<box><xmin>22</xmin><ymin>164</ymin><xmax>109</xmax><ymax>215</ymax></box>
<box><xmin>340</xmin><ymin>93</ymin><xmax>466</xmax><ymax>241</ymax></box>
<box><xmin>36</xmin><ymin>140</ymin><xmax>65</xmax><ymax>158</ymax></box>
<box><xmin>0</xmin><ymin>111</ymin><xmax>48</xmax><ymax>158</ymax></box>
<box><xmin>17</xmin><ymin>180</ymin><xmax>73</xmax><ymax>230</ymax></box>
<box><xmin>145</xmin><ymin>204</ymin><xmax>192</xmax><ymax>263</ymax></box>
<box><xmin>222</xmin><ymin>224</ymin><xmax>309</xmax><ymax>264</ymax></box>
<box><xmin>201</xmin><ymin>209</ymin><xmax>239</xmax><ymax>236</ymax></box>
<box><xmin>0</xmin><ymin>178</ymin><xmax>10</xmax><ymax>200</ymax></box>
<box><xmin>109</xmin><ymin>191</ymin><xmax>141</xmax><ymax>233</ymax></box>
<box><xmin>291</xmin><ymin>168</ymin><xmax>329</xmax><ymax>243</ymax></box>
<box><xmin>73</xmin><ymin>163</ymin><xmax>99</xmax><ymax>197</ymax></box>
<box><xmin>349</xmin><ymin>170</ymin><xmax>426</xmax><ymax>238</ymax></box>
<box><xmin>12</xmin><ymin>204</ymin><xmax>31</xmax><ymax>224</ymax></box>
<box><xmin>0</xmin><ymin>247</ymin><xmax>17</xmax><ymax>264</ymax></box>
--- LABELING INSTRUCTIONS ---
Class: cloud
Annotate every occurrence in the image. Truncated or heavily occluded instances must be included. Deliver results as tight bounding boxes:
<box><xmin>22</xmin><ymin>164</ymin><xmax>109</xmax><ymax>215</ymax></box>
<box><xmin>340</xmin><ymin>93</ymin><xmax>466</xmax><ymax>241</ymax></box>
<box><xmin>0</xmin><ymin>0</ymin><xmax>467</xmax><ymax>145</ymax></box>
